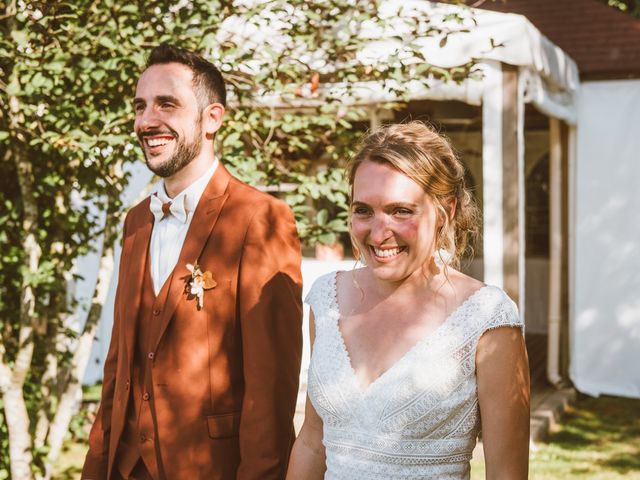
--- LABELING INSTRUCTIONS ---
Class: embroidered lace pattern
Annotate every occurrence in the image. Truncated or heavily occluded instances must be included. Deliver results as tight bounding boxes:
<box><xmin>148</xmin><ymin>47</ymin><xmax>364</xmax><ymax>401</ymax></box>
<box><xmin>305</xmin><ymin>271</ymin><xmax>523</xmax><ymax>480</ymax></box>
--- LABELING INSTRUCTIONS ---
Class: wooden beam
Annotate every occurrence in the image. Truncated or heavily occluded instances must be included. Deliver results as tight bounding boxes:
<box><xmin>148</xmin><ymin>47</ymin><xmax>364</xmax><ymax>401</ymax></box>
<box><xmin>501</xmin><ymin>64</ymin><xmax>521</xmax><ymax>305</ymax></box>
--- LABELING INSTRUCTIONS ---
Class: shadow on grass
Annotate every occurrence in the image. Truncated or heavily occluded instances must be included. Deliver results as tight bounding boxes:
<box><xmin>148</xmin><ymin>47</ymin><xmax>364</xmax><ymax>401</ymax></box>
<box><xmin>601</xmin><ymin>450</ymin><xmax>640</xmax><ymax>473</ymax></box>
<box><xmin>55</xmin><ymin>466</ymin><xmax>82</xmax><ymax>480</ymax></box>
<box><xmin>546</xmin><ymin>427</ymin><xmax>592</xmax><ymax>447</ymax></box>
<box><xmin>539</xmin><ymin>393</ymin><xmax>640</xmax><ymax>475</ymax></box>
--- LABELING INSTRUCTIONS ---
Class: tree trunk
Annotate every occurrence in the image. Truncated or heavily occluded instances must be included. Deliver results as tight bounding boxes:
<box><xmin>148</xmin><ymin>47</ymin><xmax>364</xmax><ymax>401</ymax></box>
<box><xmin>6</xmin><ymin>89</ymin><xmax>42</xmax><ymax>477</ymax></box>
<box><xmin>1</xmin><ymin>310</ymin><xmax>36</xmax><ymax>480</ymax></box>
<box><xmin>44</xmin><ymin>216</ymin><xmax>117</xmax><ymax>478</ymax></box>
<box><xmin>33</xmin><ymin>348</ymin><xmax>57</xmax><ymax>450</ymax></box>
<box><xmin>3</xmin><ymin>385</ymin><xmax>33</xmax><ymax>480</ymax></box>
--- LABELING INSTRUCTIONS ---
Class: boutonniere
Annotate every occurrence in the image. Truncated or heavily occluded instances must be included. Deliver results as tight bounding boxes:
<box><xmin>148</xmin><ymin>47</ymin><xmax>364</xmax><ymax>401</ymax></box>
<box><xmin>185</xmin><ymin>261</ymin><xmax>217</xmax><ymax>309</ymax></box>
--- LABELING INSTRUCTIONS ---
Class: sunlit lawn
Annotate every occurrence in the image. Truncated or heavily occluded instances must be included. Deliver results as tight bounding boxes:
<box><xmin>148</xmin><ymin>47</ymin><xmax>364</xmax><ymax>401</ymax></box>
<box><xmin>56</xmin><ymin>392</ymin><xmax>640</xmax><ymax>479</ymax></box>
<box><xmin>472</xmin><ymin>394</ymin><xmax>640</xmax><ymax>479</ymax></box>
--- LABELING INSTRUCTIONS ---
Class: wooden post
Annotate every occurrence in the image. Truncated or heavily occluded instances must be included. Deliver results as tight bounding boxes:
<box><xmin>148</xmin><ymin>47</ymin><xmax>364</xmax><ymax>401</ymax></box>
<box><xmin>482</xmin><ymin>62</ymin><xmax>524</xmax><ymax>313</ymax></box>
<box><xmin>501</xmin><ymin>64</ymin><xmax>521</xmax><ymax>306</ymax></box>
<box><xmin>548</xmin><ymin>118</ymin><xmax>571</xmax><ymax>386</ymax></box>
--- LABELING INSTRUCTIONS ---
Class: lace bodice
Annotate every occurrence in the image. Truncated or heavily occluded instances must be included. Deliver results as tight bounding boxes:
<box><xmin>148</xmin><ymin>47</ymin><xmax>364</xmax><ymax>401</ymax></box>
<box><xmin>305</xmin><ymin>271</ymin><xmax>523</xmax><ymax>480</ymax></box>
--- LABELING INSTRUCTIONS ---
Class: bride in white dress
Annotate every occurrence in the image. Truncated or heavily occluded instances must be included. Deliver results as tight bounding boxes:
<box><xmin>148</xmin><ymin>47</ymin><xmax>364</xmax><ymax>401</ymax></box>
<box><xmin>287</xmin><ymin>122</ymin><xmax>530</xmax><ymax>480</ymax></box>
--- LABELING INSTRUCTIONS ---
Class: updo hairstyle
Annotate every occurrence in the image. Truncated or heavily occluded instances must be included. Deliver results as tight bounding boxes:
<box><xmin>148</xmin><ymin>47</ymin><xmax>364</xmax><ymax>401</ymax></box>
<box><xmin>347</xmin><ymin>121</ymin><xmax>480</xmax><ymax>268</ymax></box>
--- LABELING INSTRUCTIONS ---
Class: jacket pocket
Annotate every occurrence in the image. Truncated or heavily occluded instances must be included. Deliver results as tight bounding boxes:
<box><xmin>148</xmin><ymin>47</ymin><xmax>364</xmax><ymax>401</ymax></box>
<box><xmin>206</xmin><ymin>412</ymin><xmax>240</xmax><ymax>439</ymax></box>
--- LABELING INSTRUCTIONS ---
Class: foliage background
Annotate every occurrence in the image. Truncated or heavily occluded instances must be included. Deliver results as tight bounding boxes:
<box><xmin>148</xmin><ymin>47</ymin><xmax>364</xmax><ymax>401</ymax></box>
<box><xmin>0</xmin><ymin>0</ymin><xmax>475</xmax><ymax>477</ymax></box>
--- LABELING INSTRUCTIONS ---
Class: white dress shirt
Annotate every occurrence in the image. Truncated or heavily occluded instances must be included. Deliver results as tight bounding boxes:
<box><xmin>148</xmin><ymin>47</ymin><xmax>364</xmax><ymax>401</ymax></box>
<box><xmin>149</xmin><ymin>159</ymin><xmax>218</xmax><ymax>294</ymax></box>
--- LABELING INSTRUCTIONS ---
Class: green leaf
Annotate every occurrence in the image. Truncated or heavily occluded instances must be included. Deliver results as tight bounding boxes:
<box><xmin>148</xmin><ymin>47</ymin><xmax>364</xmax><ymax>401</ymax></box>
<box><xmin>5</xmin><ymin>77</ymin><xmax>21</xmax><ymax>96</ymax></box>
<box><xmin>316</xmin><ymin>209</ymin><xmax>329</xmax><ymax>226</ymax></box>
<box><xmin>31</xmin><ymin>73</ymin><xmax>50</xmax><ymax>89</ymax></box>
<box><xmin>10</xmin><ymin>30</ymin><xmax>29</xmax><ymax>47</ymax></box>
<box><xmin>98</xmin><ymin>36</ymin><xmax>118</xmax><ymax>50</ymax></box>
<box><xmin>45</xmin><ymin>60</ymin><xmax>66</xmax><ymax>74</ymax></box>
<box><xmin>318</xmin><ymin>233</ymin><xmax>337</xmax><ymax>245</ymax></box>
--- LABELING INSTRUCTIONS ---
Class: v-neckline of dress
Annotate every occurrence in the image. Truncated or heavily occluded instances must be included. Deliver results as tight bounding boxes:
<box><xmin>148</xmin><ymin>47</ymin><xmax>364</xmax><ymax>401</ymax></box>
<box><xmin>328</xmin><ymin>271</ymin><xmax>489</xmax><ymax>395</ymax></box>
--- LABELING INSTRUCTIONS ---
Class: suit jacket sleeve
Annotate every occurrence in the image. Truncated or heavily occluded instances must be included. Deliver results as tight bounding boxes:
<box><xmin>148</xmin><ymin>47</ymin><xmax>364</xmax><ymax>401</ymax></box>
<box><xmin>81</xmin><ymin>215</ymin><xmax>129</xmax><ymax>480</ymax></box>
<box><xmin>236</xmin><ymin>197</ymin><xmax>303</xmax><ymax>480</ymax></box>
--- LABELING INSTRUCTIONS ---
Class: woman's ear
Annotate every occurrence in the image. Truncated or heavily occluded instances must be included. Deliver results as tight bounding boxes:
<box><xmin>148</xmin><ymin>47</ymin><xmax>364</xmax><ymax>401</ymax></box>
<box><xmin>448</xmin><ymin>197</ymin><xmax>457</xmax><ymax>221</ymax></box>
<box><xmin>437</xmin><ymin>197</ymin><xmax>457</xmax><ymax>227</ymax></box>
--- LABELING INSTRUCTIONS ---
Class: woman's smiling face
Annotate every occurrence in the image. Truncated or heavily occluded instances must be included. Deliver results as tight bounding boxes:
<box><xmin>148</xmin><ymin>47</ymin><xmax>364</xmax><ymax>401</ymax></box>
<box><xmin>350</xmin><ymin>160</ymin><xmax>442</xmax><ymax>284</ymax></box>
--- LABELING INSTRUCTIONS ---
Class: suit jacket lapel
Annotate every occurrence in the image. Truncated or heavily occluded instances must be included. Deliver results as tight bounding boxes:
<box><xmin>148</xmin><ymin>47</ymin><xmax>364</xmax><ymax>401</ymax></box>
<box><xmin>120</xmin><ymin>200</ymin><xmax>154</xmax><ymax>367</ymax></box>
<box><xmin>152</xmin><ymin>164</ymin><xmax>232</xmax><ymax>352</ymax></box>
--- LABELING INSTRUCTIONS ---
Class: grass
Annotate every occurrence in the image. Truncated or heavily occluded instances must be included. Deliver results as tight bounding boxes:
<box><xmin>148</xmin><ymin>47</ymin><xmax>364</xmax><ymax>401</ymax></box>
<box><xmin>55</xmin><ymin>392</ymin><xmax>640</xmax><ymax>479</ymax></box>
<box><xmin>471</xmin><ymin>394</ymin><xmax>640</xmax><ymax>479</ymax></box>
<box><xmin>52</xmin><ymin>385</ymin><xmax>102</xmax><ymax>479</ymax></box>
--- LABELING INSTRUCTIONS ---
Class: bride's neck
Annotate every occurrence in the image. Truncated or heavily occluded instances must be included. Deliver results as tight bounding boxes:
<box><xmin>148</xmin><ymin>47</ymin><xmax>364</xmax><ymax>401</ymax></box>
<box><xmin>363</xmin><ymin>267</ymin><xmax>446</xmax><ymax>301</ymax></box>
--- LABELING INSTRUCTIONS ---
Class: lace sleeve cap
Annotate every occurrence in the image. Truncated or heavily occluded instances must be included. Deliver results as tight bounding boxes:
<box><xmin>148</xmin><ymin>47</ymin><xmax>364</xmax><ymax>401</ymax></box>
<box><xmin>304</xmin><ymin>272</ymin><xmax>335</xmax><ymax>319</ymax></box>
<box><xmin>482</xmin><ymin>287</ymin><xmax>524</xmax><ymax>335</ymax></box>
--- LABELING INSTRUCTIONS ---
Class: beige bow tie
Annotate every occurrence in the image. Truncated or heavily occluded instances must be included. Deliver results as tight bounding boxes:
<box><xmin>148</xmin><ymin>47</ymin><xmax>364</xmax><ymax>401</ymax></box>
<box><xmin>150</xmin><ymin>193</ymin><xmax>188</xmax><ymax>223</ymax></box>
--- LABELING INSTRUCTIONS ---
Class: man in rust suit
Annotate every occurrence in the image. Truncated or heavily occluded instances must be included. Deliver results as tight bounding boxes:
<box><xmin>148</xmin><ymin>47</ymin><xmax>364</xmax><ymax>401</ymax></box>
<box><xmin>82</xmin><ymin>44</ymin><xmax>303</xmax><ymax>480</ymax></box>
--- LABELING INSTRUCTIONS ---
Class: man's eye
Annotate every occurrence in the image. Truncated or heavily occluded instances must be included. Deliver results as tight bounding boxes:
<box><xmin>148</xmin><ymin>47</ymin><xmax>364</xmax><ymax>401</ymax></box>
<box><xmin>161</xmin><ymin>102</ymin><xmax>175</xmax><ymax>109</ymax></box>
<box><xmin>134</xmin><ymin>104</ymin><xmax>144</xmax><ymax>113</ymax></box>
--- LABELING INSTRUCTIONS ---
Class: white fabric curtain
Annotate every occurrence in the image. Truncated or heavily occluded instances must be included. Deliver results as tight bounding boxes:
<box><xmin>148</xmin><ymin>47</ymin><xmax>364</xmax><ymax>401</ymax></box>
<box><xmin>572</xmin><ymin>80</ymin><xmax>640</xmax><ymax>398</ymax></box>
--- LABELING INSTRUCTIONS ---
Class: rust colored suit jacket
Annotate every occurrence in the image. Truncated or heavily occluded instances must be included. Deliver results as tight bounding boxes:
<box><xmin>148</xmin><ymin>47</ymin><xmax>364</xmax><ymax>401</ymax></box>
<box><xmin>82</xmin><ymin>164</ymin><xmax>303</xmax><ymax>479</ymax></box>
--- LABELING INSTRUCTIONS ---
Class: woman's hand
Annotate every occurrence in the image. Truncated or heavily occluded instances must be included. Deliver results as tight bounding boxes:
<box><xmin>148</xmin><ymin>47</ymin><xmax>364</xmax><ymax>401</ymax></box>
<box><xmin>286</xmin><ymin>396</ymin><xmax>326</xmax><ymax>480</ymax></box>
<box><xmin>286</xmin><ymin>310</ymin><xmax>327</xmax><ymax>480</ymax></box>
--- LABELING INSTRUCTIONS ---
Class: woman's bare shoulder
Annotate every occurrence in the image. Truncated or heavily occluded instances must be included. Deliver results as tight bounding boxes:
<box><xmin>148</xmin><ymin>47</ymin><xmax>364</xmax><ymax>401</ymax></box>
<box><xmin>444</xmin><ymin>267</ymin><xmax>485</xmax><ymax>300</ymax></box>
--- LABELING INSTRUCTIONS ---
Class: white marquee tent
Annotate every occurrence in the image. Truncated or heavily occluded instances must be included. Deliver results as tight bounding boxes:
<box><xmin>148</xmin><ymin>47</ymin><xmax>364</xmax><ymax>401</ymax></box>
<box><xmin>83</xmin><ymin>2</ymin><xmax>640</xmax><ymax>399</ymax></box>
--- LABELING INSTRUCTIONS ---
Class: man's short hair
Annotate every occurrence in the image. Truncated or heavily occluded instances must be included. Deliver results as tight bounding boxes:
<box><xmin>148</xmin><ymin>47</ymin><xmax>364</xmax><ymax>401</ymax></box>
<box><xmin>146</xmin><ymin>44</ymin><xmax>227</xmax><ymax>108</ymax></box>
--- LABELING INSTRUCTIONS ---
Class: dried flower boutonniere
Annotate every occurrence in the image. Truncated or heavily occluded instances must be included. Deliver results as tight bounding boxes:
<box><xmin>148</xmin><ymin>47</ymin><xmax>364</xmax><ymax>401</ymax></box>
<box><xmin>185</xmin><ymin>261</ymin><xmax>217</xmax><ymax>309</ymax></box>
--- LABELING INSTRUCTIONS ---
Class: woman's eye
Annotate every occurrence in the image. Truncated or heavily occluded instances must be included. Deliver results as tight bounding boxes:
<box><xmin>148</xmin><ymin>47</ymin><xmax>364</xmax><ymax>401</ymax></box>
<box><xmin>394</xmin><ymin>208</ymin><xmax>413</xmax><ymax>216</ymax></box>
<box><xmin>352</xmin><ymin>207</ymin><xmax>370</xmax><ymax>216</ymax></box>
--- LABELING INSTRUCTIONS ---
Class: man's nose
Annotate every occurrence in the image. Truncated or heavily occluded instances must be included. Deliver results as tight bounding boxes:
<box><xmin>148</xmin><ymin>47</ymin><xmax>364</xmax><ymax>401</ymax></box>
<box><xmin>136</xmin><ymin>107</ymin><xmax>160</xmax><ymax>131</ymax></box>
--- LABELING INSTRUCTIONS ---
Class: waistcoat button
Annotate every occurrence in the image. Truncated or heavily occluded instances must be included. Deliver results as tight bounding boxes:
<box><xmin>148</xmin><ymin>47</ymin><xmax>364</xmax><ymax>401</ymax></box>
<box><xmin>148</xmin><ymin>352</ymin><xmax>155</xmax><ymax>360</ymax></box>
<box><xmin>143</xmin><ymin>392</ymin><xmax>150</xmax><ymax>401</ymax></box>
<box><xmin>153</xmin><ymin>308</ymin><xmax>161</xmax><ymax>316</ymax></box>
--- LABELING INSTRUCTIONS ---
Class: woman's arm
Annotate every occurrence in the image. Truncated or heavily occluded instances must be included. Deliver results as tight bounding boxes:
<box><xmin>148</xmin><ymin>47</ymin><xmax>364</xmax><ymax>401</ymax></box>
<box><xmin>286</xmin><ymin>311</ymin><xmax>326</xmax><ymax>480</ymax></box>
<box><xmin>477</xmin><ymin>326</ymin><xmax>530</xmax><ymax>480</ymax></box>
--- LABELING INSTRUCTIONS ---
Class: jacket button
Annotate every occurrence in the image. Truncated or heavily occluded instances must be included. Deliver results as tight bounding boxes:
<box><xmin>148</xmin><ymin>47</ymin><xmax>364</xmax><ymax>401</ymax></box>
<box><xmin>125</xmin><ymin>380</ymin><xmax>130</xmax><ymax>390</ymax></box>
<box><xmin>153</xmin><ymin>308</ymin><xmax>161</xmax><ymax>316</ymax></box>
<box><xmin>139</xmin><ymin>435</ymin><xmax>147</xmax><ymax>443</ymax></box>
<box><xmin>143</xmin><ymin>392</ymin><xmax>150</xmax><ymax>401</ymax></box>
<box><xmin>148</xmin><ymin>352</ymin><xmax>154</xmax><ymax>360</ymax></box>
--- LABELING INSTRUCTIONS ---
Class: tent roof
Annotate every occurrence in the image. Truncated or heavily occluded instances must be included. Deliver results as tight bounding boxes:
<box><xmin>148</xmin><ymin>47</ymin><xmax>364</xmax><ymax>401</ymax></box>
<box><xmin>368</xmin><ymin>1</ymin><xmax>579</xmax><ymax>95</ymax></box>
<box><xmin>357</xmin><ymin>2</ymin><xmax>579</xmax><ymax>121</ymax></box>
<box><xmin>479</xmin><ymin>0</ymin><xmax>640</xmax><ymax>78</ymax></box>
<box><xmin>220</xmin><ymin>1</ymin><xmax>578</xmax><ymax>120</ymax></box>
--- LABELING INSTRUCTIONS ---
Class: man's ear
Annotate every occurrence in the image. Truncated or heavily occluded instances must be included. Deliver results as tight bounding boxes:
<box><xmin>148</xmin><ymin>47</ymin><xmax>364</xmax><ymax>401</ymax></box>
<box><xmin>202</xmin><ymin>103</ymin><xmax>225</xmax><ymax>140</ymax></box>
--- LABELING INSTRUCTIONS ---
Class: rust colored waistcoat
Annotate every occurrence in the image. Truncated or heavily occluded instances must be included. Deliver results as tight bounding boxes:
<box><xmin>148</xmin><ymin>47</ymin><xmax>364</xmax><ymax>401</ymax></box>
<box><xmin>116</xmin><ymin>256</ymin><xmax>174</xmax><ymax>479</ymax></box>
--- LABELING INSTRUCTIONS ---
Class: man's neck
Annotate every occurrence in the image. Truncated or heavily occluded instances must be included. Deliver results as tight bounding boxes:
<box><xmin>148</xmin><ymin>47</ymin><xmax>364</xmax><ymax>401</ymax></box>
<box><xmin>163</xmin><ymin>151</ymin><xmax>216</xmax><ymax>198</ymax></box>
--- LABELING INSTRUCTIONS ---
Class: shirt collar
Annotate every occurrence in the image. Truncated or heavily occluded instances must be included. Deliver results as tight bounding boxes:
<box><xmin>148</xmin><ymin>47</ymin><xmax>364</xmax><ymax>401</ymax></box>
<box><xmin>151</xmin><ymin>158</ymin><xmax>219</xmax><ymax>214</ymax></box>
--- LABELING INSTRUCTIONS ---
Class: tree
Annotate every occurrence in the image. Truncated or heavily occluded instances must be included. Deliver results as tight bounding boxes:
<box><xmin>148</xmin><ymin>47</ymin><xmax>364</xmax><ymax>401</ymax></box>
<box><xmin>0</xmin><ymin>1</ymin><xmax>476</xmax><ymax>478</ymax></box>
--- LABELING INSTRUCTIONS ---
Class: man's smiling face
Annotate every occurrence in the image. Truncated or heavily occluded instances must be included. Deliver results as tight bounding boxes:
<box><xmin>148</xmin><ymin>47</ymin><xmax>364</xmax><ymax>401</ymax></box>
<box><xmin>133</xmin><ymin>62</ymin><xmax>203</xmax><ymax>178</ymax></box>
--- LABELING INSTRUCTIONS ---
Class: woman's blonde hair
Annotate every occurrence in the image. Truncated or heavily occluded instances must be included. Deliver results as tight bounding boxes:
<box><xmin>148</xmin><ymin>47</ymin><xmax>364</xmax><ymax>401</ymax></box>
<box><xmin>347</xmin><ymin>121</ymin><xmax>480</xmax><ymax>268</ymax></box>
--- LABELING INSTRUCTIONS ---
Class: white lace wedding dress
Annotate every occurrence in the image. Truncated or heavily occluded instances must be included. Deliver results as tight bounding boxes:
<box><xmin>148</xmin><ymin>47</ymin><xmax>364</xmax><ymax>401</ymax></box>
<box><xmin>305</xmin><ymin>271</ymin><xmax>523</xmax><ymax>480</ymax></box>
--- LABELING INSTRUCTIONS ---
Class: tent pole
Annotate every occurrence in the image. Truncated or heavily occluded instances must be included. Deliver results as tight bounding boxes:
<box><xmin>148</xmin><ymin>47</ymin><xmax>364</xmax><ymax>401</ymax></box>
<box><xmin>547</xmin><ymin>117</ymin><xmax>563</xmax><ymax>387</ymax></box>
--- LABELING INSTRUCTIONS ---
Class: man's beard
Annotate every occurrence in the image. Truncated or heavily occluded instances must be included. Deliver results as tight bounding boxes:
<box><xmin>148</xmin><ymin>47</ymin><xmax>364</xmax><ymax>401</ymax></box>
<box><xmin>140</xmin><ymin>123</ymin><xmax>202</xmax><ymax>178</ymax></box>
